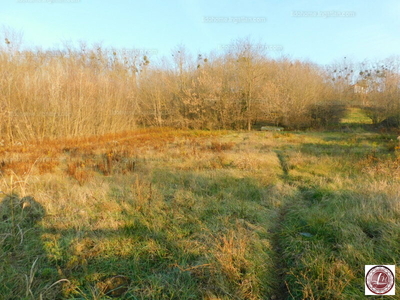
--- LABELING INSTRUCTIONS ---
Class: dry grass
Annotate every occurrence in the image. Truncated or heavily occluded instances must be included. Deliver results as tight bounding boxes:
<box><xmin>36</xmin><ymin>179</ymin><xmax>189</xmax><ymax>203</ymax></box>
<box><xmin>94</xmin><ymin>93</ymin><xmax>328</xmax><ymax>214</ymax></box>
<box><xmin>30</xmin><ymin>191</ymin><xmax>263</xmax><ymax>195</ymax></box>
<box><xmin>1</xmin><ymin>128</ymin><xmax>400</xmax><ymax>299</ymax></box>
<box><xmin>0</xmin><ymin>128</ymin><xmax>278</xmax><ymax>299</ymax></box>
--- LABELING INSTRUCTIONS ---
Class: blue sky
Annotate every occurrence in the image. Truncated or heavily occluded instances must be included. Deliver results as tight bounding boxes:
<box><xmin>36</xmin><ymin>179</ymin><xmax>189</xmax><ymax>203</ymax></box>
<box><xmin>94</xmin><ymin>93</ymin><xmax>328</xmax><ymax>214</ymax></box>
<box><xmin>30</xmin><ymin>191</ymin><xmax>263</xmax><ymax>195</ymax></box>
<box><xmin>1</xmin><ymin>0</ymin><xmax>400</xmax><ymax>65</ymax></box>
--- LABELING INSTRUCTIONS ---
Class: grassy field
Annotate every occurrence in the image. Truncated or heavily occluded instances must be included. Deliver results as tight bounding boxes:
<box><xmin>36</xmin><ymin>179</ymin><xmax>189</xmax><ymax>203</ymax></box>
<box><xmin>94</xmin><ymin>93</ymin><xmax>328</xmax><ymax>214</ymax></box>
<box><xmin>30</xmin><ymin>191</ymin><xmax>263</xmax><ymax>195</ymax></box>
<box><xmin>340</xmin><ymin>107</ymin><xmax>373</xmax><ymax>125</ymax></box>
<box><xmin>1</xmin><ymin>118</ymin><xmax>400</xmax><ymax>299</ymax></box>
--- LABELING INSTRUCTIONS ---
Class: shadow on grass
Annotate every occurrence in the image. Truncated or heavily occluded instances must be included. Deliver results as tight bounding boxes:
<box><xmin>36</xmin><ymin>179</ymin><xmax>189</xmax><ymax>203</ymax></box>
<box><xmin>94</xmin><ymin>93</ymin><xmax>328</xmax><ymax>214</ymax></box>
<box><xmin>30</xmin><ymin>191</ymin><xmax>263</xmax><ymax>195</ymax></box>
<box><xmin>146</xmin><ymin>169</ymin><xmax>274</xmax><ymax>298</ymax></box>
<box><xmin>276</xmin><ymin>184</ymin><xmax>400</xmax><ymax>299</ymax></box>
<box><xmin>300</xmin><ymin>142</ymin><xmax>379</xmax><ymax>157</ymax></box>
<box><xmin>0</xmin><ymin>193</ymin><xmax>200</xmax><ymax>299</ymax></box>
<box><xmin>46</xmin><ymin>221</ymin><xmax>199</xmax><ymax>298</ymax></box>
<box><xmin>0</xmin><ymin>194</ymin><xmax>62</xmax><ymax>299</ymax></box>
<box><xmin>30</xmin><ymin>169</ymin><xmax>275</xmax><ymax>299</ymax></box>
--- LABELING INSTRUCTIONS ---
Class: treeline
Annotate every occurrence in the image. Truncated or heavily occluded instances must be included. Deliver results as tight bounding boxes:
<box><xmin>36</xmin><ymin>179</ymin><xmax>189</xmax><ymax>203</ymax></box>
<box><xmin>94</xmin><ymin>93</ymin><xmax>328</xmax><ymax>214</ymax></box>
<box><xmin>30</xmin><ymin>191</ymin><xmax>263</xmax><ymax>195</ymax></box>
<box><xmin>327</xmin><ymin>57</ymin><xmax>400</xmax><ymax>125</ymax></box>
<box><xmin>0</xmin><ymin>32</ymin><xmax>399</xmax><ymax>141</ymax></box>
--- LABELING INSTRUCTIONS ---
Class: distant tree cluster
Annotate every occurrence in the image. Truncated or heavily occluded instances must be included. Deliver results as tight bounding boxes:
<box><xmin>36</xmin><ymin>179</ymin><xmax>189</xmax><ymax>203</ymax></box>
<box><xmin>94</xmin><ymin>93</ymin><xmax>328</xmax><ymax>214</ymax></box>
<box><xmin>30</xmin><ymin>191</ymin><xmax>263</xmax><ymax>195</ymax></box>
<box><xmin>326</xmin><ymin>57</ymin><xmax>400</xmax><ymax>126</ymax></box>
<box><xmin>0</xmin><ymin>27</ymin><xmax>399</xmax><ymax>142</ymax></box>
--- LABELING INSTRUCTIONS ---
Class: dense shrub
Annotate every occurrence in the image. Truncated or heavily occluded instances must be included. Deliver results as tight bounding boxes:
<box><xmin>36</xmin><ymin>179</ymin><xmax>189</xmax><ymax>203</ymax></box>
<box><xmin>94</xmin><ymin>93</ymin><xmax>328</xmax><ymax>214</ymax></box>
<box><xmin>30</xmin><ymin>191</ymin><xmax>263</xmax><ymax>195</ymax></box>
<box><xmin>309</xmin><ymin>102</ymin><xmax>347</xmax><ymax>128</ymax></box>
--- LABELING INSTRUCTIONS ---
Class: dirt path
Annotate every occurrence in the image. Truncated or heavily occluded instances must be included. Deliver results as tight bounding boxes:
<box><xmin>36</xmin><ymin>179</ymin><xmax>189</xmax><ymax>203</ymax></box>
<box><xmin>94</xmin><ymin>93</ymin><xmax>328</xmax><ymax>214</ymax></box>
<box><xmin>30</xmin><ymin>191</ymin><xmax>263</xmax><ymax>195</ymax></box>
<box><xmin>269</xmin><ymin>150</ymin><xmax>292</xmax><ymax>299</ymax></box>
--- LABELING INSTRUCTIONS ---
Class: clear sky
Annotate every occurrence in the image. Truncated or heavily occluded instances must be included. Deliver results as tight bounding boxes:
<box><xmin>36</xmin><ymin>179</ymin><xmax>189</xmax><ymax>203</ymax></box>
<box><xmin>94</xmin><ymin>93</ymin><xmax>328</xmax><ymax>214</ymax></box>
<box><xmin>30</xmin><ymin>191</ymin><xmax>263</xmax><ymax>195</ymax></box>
<box><xmin>1</xmin><ymin>0</ymin><xmax>399</xmax><ymax>66</ymax></box>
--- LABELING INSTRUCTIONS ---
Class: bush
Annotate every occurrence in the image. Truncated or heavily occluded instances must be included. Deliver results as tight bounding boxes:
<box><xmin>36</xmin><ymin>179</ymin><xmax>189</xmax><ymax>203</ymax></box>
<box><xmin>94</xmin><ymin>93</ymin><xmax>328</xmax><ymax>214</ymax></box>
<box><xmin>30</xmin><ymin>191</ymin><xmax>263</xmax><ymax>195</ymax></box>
<box><xmin>309</xmin><ymin>102</ymin><xmax>346</xmax><ymax>128</ymax></box>
<box><xmin>362</xmin><ymin>106</ymin><xmax>387</xmax><ymax>124</ymax></box>
<box><xmin>379</xmin><ymin>115</ymin><xmax>400</xmax><ymax>128</ymax></box>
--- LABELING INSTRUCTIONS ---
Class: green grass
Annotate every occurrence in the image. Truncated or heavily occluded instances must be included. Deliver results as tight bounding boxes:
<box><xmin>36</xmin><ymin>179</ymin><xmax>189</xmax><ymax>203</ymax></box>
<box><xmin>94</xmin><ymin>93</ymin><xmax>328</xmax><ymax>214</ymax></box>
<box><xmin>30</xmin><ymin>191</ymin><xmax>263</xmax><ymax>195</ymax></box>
<box><xmin>0</xmin><ymin>128</ymin><xmax>400</xmax><ymax>299</ymax></box>
<box><xmin>341</xmin><ymin>107</ymin><xmax>372</xmax><ymax>125</ymax></box>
